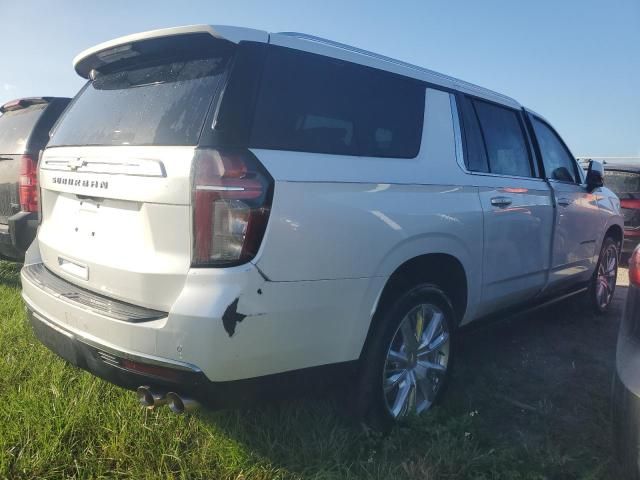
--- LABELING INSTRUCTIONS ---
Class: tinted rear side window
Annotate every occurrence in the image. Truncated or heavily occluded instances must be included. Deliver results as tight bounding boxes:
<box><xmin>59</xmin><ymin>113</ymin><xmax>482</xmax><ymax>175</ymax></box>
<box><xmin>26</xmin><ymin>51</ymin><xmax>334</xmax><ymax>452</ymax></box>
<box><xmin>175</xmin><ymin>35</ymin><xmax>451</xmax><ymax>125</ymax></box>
<box><xmin>473</xmin><ymin>100</ymin><xmax>532</xmax><ymax>177</ymax></box>
<box><xmin>50</xmin><ymin>52</ymin><xmax>233</xmax><ymax>147</ymax></box>
<box><xmin>458</xmin><ymin>95</ymin><xmax>489</xmax><ymax>172</ymax></box>
<box><xmin>0</xmin><ymin>104</ymin><xmax>46</xmax><ymax>154</ymax></box>
<box><xmin>250</xmin><ymin>46</ymin><xmax>425</xmax><ymax>158</ymax></box>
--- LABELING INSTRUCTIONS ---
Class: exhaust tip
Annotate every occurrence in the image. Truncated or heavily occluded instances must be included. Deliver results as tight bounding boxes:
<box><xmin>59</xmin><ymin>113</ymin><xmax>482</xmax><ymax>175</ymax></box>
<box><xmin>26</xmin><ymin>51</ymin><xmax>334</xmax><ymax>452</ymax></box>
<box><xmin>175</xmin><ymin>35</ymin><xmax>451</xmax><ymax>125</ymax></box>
<box><xmin>167</xmin><ymin>392</ymin><xmax>199</xmax><ymax>414</ymax></box>
<box><xmin>136</xmin><ymin>386</ymin><xmax>166</xmax><ymax>409</ymax></box>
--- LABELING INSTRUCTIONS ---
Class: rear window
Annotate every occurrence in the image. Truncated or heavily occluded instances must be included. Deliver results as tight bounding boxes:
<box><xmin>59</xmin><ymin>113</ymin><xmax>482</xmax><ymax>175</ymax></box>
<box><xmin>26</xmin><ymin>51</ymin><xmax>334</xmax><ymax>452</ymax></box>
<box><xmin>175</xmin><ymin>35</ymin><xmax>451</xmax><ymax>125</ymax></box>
<box><xmin>605</xmin><ymin>170</ymin><xmax>640</xmax><ymax>197</ymax></box>
<box><xmin>50</xmin><ymin>54</ymin><xmax>232</xmax><ymax>147</ymax></box>
<box><xmin>250</xmin><ymin>46</ymin><xmax>425</xmax><ymax>158</ymax></box>
<box><xmin>0</xmin><ymin>104</ymin><xmax>46</xmax><ymax>154</ymax></box>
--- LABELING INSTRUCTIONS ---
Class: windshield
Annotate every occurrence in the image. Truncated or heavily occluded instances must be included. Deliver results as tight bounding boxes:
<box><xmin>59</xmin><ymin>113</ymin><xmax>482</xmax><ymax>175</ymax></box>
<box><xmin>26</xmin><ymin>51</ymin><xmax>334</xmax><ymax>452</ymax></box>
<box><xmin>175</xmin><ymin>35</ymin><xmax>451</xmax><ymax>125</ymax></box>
<box><xmin>0</xmin><ymin>104</ymin><xmax>46</xmax><ymax>154</ymax></box>
<box><xmin>50</xmin><ymin>54</ymin><xmax>232</xmax><ymax>147</ymax></box>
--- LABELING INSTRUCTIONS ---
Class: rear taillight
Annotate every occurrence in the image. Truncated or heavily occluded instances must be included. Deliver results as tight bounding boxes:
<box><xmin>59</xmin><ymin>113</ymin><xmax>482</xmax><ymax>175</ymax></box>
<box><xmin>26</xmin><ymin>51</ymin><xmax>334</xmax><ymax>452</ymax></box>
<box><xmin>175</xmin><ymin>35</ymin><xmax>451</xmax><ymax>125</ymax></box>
<box><xmin>630</xmin><ymin>247</ymin><xmax>640</xmax><ymax>287</ymax></box>
<box><xmin>192</xmin><ymin>149</ymin><xmax>273</xmax><ymax>267</ymax></box>
<box><xmin>19</xmin><ymin>155</ymin><xmax>38</xmax><ymax>213</ymax></box>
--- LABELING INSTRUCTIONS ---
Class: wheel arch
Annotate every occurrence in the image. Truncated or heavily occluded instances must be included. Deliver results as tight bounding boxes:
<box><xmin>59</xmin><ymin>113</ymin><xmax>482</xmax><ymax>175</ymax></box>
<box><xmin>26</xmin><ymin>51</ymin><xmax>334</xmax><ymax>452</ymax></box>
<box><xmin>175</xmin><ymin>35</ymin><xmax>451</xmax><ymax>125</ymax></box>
<box><xmin>605</xmin><ymin>223</ymin><xmax>623</xmax><ymax>248</ymax></box>
<box><xmin>359</xmin><ymin>252</ymin><xmax>469</xmax><ymax>360</ymax></box>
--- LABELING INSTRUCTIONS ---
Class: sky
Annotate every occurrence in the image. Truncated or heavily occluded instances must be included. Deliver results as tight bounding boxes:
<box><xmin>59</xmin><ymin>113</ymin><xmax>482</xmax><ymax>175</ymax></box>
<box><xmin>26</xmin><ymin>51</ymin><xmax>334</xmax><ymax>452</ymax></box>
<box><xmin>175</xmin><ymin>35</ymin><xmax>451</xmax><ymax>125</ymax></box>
<box><xmin>0</xmin><ymin>0</ymin><xmax>638</xmax><ymax>157</ymax></box>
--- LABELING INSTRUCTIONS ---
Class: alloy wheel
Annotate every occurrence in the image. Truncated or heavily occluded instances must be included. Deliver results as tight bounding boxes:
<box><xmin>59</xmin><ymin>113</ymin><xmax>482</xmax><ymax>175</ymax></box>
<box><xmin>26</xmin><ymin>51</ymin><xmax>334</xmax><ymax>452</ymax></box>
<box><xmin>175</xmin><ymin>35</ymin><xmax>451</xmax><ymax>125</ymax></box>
<box><xmin>596</xmin><ymin>243</ymin><xmax>618</xmax><ymax>310</ymax></box>
<box><xmin>383</xmin><ymin>303</ymin><xmax>450</xmax><ymax>418</ymax></box>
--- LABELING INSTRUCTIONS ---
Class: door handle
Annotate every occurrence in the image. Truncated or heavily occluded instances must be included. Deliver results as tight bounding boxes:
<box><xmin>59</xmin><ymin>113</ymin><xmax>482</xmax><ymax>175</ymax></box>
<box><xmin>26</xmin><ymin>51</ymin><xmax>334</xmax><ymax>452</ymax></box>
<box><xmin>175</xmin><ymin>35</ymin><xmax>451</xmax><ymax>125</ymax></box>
<box><xmin>490</xmin><ymin>196</ymin><xmax>512</xmax><ymax>208</ymax></box>
<box><xmin>557</xmin><ymin>198</ymin><xmax>571</xmax><ymax>207</ymax></box>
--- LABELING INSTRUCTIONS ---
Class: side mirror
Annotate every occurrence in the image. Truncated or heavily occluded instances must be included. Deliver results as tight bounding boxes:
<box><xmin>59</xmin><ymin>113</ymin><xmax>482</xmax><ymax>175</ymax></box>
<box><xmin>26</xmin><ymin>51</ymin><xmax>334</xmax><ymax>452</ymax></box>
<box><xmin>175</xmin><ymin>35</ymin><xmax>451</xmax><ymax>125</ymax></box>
<box><xmin>586</xmin><ymin>160</ymin><xmax>604</xmax><ymax>192</ymax></box>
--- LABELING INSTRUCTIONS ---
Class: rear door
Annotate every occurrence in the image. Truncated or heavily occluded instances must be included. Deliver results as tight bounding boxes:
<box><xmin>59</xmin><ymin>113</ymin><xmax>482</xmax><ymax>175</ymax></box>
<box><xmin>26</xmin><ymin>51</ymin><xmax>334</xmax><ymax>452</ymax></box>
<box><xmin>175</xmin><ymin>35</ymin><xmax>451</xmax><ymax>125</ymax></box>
<box><xmin>38</xmin><ymin>36</ymin><xmax>236</xmax><ymax>311</ymax></box>
<box><xmin>529</xmin><ymin>115</ymin><xmax>600</xmax><ymax>287</ymax></box>
<box><xmin>458</xmin><ymin>96</ymin><xmax>553</xmax><ymax>314</ymax></box>
<box><xmin>0</xmin><ymin>102</ymin><xmax>47</xmax><ymax>223</ymax></box>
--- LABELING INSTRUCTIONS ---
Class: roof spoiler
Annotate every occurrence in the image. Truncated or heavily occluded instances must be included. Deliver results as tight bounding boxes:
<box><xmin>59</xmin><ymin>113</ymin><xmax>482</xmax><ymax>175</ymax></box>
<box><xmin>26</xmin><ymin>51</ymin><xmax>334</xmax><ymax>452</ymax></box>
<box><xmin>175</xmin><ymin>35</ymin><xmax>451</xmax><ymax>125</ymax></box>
<box><xmin>73</xmin><ymin>24</ymin><xmax>269</xmax><ymax>79</ymax></box>
<box><xmin>0</xmin><ymin>97</ymin><xmax>53</xmax><ymax>113</ymax></box>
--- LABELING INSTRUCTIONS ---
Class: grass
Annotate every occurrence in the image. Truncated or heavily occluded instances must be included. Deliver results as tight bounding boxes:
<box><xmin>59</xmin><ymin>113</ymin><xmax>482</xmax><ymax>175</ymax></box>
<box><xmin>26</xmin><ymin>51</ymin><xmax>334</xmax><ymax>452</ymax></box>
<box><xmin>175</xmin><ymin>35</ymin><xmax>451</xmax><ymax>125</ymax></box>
<box><xmin>0</xmin><ymin>261</ymin><xmax>621</xmax><ymax>479</ymax></box>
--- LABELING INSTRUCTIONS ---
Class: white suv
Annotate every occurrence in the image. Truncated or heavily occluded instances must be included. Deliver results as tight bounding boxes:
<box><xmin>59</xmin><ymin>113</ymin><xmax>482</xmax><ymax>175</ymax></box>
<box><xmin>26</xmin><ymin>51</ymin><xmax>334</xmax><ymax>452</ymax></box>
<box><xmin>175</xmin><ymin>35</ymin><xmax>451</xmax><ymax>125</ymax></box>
<box><xmin>21</xmin><ymin>25</ymin><xmax>623</xmax><ymax>428</ymax></box>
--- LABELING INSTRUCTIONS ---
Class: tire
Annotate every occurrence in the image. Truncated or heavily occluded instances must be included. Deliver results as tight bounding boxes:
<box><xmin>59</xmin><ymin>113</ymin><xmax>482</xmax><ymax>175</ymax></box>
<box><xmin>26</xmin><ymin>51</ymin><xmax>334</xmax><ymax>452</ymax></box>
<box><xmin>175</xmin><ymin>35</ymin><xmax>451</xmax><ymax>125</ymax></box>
<box><xmin>355</xmin><ymin>283</ymin><xmax>455</xmax><ymax>431</ymax></box>
<box><xmin>588</xmin><ymin>236</ymin><xmax>619</xmax><ymax>314</ymax></box>
<box><xmin>613</xmin><ymin>372</ymin><xmax>640</xmax><ymax>480</ymax></box>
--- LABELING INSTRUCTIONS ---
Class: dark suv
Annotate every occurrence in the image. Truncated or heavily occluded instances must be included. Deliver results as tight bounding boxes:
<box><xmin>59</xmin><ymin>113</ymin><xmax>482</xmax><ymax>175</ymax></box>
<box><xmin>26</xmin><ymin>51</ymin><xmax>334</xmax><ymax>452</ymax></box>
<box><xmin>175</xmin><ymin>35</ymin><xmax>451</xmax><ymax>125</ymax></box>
<box><xmin>604</xmin><ymin>162</ymin><xmax>640</xmax><ymax>255</ymax></box>
<box><xmin>0</xmin><ymin>97</ymin><xmax>70</xmax><ymax>260</ymax></box>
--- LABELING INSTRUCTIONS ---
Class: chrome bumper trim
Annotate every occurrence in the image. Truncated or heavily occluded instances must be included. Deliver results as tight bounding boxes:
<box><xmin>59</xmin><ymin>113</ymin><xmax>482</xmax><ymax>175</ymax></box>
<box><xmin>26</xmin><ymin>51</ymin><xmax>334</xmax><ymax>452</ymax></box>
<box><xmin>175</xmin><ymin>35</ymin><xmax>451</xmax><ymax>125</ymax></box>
<box><xmin>22</xmin><ymin>263</ymin><xmax>166</xmax><ymax>323</ymax></box>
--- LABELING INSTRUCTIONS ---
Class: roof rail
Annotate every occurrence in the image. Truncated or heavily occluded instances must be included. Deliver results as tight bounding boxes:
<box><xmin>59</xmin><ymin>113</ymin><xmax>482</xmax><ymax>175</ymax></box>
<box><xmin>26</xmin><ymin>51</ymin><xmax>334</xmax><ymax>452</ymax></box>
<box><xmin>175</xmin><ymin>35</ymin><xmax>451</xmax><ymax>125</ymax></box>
<box><xmin>277</xmin><ymin>32</ymin><xmax>517</xmax><ymax>105</ymax></box>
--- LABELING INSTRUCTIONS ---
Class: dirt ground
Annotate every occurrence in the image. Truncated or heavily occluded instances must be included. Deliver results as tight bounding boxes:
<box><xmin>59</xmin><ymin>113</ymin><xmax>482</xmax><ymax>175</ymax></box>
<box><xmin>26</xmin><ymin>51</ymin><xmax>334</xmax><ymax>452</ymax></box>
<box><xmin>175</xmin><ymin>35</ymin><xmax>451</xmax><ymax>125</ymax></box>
<box><xmin>444</xmin><ymin>267</ymin><xmax>629</xmax><ymax>478</ymax></box>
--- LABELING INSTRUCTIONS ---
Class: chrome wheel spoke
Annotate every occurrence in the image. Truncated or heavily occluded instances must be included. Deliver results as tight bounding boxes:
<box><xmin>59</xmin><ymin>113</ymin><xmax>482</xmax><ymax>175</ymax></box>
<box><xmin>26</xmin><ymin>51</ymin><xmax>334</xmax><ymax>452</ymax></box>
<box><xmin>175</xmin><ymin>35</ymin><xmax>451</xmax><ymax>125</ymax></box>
<box><xmin>391</xmin><ymin>378</ymin><xmax>412</xmax><ymax>417</ymax></box>
<box><xmin>596</xmin><ymin>281</ymin><xmax>604</xmax><ymax>298</ymax></box>
<box><xmin>599</xmin><ymin>277</ymin><xmax>610</xmax><ymax>296</ymax></box>
<box><xmin>387</xmin><ymin>349</ymin><xmax>409</xmax><ymax>367</ymax></box>
<box><xmin>418</xmin><ymin>331</ymin><xmax>449</xmax><ymax>356</ymax></box>
<box><xmin>385</xmin><ymin>369</ymin><xmax>408</xmax><ymax>392</ymax></box>
<box><xmin>406</xmin><ymin>372</ymin><xmax>417</xmax><ymax>415</ymax></box>
<box><xmin>417</xmin><ymin>359</ymin><xmax>447</xmax><ymax>374</ymax></box>
<box><xmin>421</xmin><ymin>310</ymin><xmax>443</xmax><ymax>348</ymax></box>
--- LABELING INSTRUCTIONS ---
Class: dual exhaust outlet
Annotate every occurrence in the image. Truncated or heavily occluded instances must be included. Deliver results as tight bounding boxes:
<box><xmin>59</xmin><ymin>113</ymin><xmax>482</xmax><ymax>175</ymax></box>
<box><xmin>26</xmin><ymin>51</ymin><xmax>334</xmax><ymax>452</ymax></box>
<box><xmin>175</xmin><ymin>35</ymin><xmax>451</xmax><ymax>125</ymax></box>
<box><xmin>136</xmin><ymin>386</ymin><xmax>199</xmax><ymax>414</ymax></box>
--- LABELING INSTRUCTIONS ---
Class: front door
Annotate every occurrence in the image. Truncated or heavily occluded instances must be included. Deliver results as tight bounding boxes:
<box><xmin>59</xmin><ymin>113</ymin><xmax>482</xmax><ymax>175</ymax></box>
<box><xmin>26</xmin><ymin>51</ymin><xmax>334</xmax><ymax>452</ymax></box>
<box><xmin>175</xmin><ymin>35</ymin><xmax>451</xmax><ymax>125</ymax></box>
<box><xmin>529</xmin><ymin>115</ymin><xmax>600</xmax><ymax>287</ymax></box>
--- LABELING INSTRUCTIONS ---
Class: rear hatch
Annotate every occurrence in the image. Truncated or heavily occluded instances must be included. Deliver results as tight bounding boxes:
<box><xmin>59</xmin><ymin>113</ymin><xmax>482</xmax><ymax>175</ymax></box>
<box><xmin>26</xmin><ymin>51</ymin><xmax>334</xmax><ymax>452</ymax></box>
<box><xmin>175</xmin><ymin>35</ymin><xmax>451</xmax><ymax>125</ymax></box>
<box><xmin>38</xmin><ymin>31</ymin><xmax>238</xmax><ymax>311</ymax></box>
<box><xmin>0</xmin><ymin>100</ymin><xmax>48</xmax><ymax>223</ymax></box>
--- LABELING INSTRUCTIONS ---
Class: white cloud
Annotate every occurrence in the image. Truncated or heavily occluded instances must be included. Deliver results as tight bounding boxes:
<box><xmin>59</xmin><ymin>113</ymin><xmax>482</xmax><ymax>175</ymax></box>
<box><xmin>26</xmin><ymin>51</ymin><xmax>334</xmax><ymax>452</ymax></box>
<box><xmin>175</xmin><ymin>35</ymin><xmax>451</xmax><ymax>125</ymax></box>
<box><xmin>2</xmin><ymin>83</ymin><xmax>16</xmax><ymax>91</ymax></box>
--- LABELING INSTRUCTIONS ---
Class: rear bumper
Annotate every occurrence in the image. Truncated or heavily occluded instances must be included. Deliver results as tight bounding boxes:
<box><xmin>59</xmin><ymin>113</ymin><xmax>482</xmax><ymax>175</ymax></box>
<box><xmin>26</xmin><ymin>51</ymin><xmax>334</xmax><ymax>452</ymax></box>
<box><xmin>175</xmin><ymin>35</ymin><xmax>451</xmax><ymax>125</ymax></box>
<box><xmin>0</xmin><ymin>211</ymin><xmax>38</xmax><ymax>261</ymax></box>
<box><xmin>26</xmin><ymin>303</ymin><xmax>206</xmax><ymax>393</ymax></box>
<box><xmin>25</xmin><ymin>299</ymin><xmax>356</xmax><ymax>407</ymax></box>
<box><xmin>21</xmin><ymin>247</ymin><xmax>379</xmax><ymax>384</ymax></box>
<box><xmin>21</xmin><ymin>259</ymin><xmax>269</xmax><ymax>383</ymax></box>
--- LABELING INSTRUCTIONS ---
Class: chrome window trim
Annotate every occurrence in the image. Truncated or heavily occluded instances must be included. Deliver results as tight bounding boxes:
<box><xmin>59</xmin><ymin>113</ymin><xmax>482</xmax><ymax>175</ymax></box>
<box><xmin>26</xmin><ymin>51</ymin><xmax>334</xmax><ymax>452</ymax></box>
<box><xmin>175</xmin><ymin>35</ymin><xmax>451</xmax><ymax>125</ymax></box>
<box><xmin>449</xmin><ymin>93</ymin><xmax>547</xmax><ymax>184</ymax></box>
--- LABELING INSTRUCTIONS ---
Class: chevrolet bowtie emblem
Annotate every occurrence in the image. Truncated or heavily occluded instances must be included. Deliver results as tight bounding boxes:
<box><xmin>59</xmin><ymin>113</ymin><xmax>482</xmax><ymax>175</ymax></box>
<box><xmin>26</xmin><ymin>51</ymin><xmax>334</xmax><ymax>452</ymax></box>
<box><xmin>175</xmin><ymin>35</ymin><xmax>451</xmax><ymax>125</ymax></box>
<box><xmin>67</xmin><ymin>158</ymin><xmax>86</xmax><ymax>171</ymax></box>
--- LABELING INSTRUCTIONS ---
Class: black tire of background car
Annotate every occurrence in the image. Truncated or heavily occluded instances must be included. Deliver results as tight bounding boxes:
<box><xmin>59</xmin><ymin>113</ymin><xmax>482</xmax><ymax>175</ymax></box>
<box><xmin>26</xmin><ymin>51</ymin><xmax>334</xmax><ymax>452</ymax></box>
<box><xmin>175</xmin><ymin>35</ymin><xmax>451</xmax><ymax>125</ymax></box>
<box><xmin>589</xmin><ymin>236</ymin><xmax>620</xmax><ymax>314</ymax></box>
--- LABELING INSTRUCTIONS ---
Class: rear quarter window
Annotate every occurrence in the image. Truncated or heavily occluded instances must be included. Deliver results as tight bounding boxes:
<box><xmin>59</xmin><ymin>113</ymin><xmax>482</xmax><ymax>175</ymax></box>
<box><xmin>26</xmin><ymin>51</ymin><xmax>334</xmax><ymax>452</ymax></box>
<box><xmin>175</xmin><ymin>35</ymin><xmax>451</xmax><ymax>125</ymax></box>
<box><xmin>250</xmin><ymin>46</ymin><xmax>425</xmax><ymax>158</ymax></box>
<box><xmin>0</xmin><ymin>104</ymin><xmax>46</xmax><ymax>154</ymax></box>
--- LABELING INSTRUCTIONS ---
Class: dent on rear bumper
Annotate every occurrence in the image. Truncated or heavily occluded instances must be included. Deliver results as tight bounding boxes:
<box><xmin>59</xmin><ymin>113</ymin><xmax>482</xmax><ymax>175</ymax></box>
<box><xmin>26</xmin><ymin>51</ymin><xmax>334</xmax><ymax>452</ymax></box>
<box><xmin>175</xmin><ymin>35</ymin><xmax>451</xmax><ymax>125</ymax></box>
<box><xmin>22</xmin><ymin>259</ymin><xmax>384</xmax><ymax>382</ymax></box>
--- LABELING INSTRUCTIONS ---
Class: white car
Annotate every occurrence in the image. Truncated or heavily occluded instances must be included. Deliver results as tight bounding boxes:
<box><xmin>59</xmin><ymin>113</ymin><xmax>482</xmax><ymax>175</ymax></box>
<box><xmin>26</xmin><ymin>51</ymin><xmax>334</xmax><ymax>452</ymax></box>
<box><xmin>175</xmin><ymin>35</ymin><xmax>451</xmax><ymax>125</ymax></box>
<box><xmin>21</xmin><ymin>25</ymin><xmax>623</xmax><ymax>429</ymax></box>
